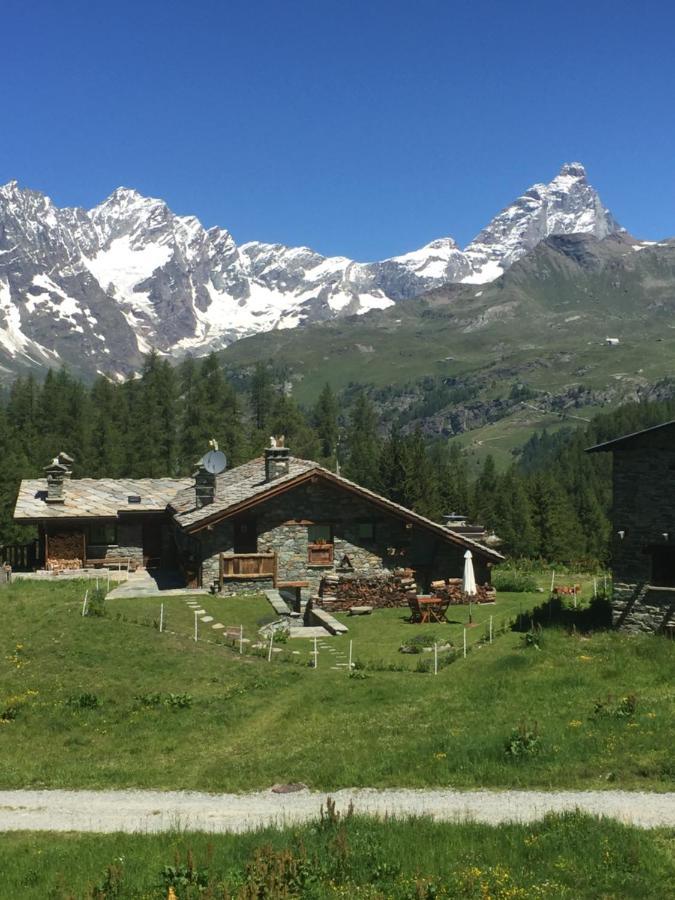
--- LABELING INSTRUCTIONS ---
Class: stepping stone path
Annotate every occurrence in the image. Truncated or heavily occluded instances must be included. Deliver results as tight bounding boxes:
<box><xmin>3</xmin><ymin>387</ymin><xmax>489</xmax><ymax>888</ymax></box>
<box><xmin>212</xmin><ymin>623</ymin><xmax>225</xmax><ymax>630</ymax></box>
<box><xmin>201</xmin><ymin>616</ymin><xmax>214</xmax><ymax>623</ymax></box>
<box><xmin>193</xmin><ymin>609</ymin><xmax>206</xmax><ymax>615</ymax></box>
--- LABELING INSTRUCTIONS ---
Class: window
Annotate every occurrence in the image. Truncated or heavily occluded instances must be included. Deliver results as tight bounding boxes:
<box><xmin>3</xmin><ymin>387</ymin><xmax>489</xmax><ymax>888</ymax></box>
<box><xmin>89</xmin><ymin>523</ymin><xmax>117</xmax><ymax>546</ymax></box>
<box><xmin>308</xmin><ymin>524</ymin><xmax>333</xmax><ymax>565</ymax></box>
<box><xmin>308</xmin><ymin>524</ymin><xmax>332</xmax><ymax>544</ymax></box>
<box><xmin>650</xmin><ymin>547</ymin><xmax>675</xmax><ymax>587</ymax></box>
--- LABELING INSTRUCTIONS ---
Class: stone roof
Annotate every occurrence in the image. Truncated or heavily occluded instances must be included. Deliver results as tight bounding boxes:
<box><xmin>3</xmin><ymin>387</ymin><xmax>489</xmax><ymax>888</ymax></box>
<box><xmin>14</xmin><ymin>478</ymin><xmax>193</xmax><ymax>521</ymax></box>
<box><xmin>171</xmin><ymin>457</ymin><xmax>317</xmax><ymax>527</ymax></box>
<box><xmin>171</xmin><ymin>456</ymin><xmax>504</xmax><ymax>562</ymax></box>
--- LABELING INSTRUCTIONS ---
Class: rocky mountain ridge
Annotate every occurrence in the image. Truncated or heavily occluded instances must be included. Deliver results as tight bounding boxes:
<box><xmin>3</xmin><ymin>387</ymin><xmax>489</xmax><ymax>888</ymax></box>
<box><xmin>0</xmin><ymin>163</ymin><xmax>627</xmax><ymax>379</ymax></box>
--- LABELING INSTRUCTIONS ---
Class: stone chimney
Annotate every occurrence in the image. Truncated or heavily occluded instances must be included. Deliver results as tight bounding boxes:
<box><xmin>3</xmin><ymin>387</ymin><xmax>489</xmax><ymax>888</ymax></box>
<box><xmin>57</xmin><ymin>451</ymin><xmax>74</xmax><ymax>478</ymax></box>
<box><xmin>44</xmin><ymin>458</ymin><xmax>68</xmax><ymax>504</ymax></box>
<box><xmin>195</xmin><ymin>466</ymin><xmax>216</xmax><ymax>508</ymax></box>
<box><xmin>265</xmin><ymin>436</ymin><xmax>290</xmax><ymax>482</ymax></box>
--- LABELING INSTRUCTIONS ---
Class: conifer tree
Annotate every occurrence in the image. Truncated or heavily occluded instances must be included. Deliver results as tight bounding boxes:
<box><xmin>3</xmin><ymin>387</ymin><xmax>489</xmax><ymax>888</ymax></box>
<box><xmin>343</xmin><ymin>391</ymin><xmax>381</xmax><ymax>490</ymax></box>
<box><xmin>313</xmin><ymin>383</ymin><xmax>339</xmax><ymax>462</ymax></box>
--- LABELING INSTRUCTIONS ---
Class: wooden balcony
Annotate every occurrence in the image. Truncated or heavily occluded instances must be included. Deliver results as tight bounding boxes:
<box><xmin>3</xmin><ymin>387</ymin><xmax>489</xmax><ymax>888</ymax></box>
<box><xmin>219</xmin><ymin>552</ymin><xmax>277</xmax><ymax>589</ymax></box>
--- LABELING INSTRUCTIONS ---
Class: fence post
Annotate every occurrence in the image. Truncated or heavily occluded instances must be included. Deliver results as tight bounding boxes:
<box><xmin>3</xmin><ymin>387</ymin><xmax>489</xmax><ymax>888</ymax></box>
<box><xmin>489</xmin><ymin>615</ymin><xmax>493</xmax><ymax>644</ymax></box>
<box><xmin>239</xmin><ymin>624</ymin><xmax>243</xmax><ymax>655</ymax></box>
<box><xmin>268</xmin><ymin>630</ymin><xmax>274</xmax><ymax>662</ymax></box>
<box><xmin>159</xmin><ymin>603</ymin><xmax>164</xmax><ymax>633</ymax></box>
<box><xmin>463</xmin><ymin>628</ymin><xmax>467</xmax><ymax>659</ymax></box>
<box><xmin>434</xmin><ymin>643</ymin><xmax>438</xmax><ymax>675</ymax></box>
<box><xmin>81</xmin><ymin>590</ymin><xmax>88</xmax><ymax>617</ymax></box>
<box><xmin>348</xmin><ymin>639</ymin><xmax>353</xmax><ymax>671</ymax></box>
<box><xmin>313</xmin><ymin>637</ymin><xmax>318</xmax><ymax>669</ymax></box>
<box><xmin>550</xmin><ymin>570</ymin><xmax>556</xmax><ymax>593</ymax></box>
<box><xmin>194</xmin><ymin>611</ymin><xmax>198</xmax><ymax>642</ymax></box>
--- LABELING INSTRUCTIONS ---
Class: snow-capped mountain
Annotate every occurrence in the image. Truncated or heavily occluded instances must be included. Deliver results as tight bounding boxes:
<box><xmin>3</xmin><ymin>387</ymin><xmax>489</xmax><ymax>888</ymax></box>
<box><xmin>0</xmin><ymin>163</ymin><xmax>623</xmax><ymax>378</ymax></box>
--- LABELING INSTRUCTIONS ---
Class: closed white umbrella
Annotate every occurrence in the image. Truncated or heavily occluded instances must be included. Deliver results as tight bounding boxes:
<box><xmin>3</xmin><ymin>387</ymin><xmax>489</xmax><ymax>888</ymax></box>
<box><xmin>463</xmin><ymin>550</ymin><xmax>477</xmax><ymax>624</ymax></box>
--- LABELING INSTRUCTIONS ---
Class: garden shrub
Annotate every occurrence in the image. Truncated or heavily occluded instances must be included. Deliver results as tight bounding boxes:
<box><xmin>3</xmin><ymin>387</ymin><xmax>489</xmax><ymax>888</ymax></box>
<box><xmin>504</xmin><ymin>721</ymin><xmax>542</xmax><ymax>758</ymax></box>
<box><xmin>492</xmin><ymin>568</ymin><xmax>538</xmax><ymax>592</ymax></box>
<box><xmin>67</xmin><ymin>692</ymin><xmax>101</xmax><ymax>709</ymax></box>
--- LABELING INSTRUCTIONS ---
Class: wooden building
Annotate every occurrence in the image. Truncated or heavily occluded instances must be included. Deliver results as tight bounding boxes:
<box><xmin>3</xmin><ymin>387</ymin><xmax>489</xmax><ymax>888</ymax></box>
<box><xmin>587</xmin><ymin>421</ymin><xmax>675</xmax><ymax>633</ymax></box>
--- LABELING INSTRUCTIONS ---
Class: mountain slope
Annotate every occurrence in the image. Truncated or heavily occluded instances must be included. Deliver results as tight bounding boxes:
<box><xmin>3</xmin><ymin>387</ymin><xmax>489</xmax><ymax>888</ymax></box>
<box><xmin>218</xmin><ymin>231</ymin><xmax>675</xmax><ymax>414</ymax></box>
<box><xmin>0</xmin><ymin>163</ymin><xmax>622</xmax><ymax>379</ymax></box>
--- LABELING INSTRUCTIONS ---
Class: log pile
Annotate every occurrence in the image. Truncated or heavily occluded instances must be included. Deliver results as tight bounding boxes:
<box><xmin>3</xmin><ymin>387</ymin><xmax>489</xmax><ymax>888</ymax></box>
<box><xmin>47</xmin><ymin>558</ymin><xmax>82</xmax><ymax>572</ymax></box>
<box><xmin>317</xmin><ymin>569</ymin><xmax>417</xmax><ymax>612</ymax></box>
<box><xmin>47</xmin><ymin>532</ymin><xmax>84</xmax><ymax>571</ymax></box>
<box><xmin>430</xmin><ymin>578</ymin><xmax>496</xmax><ymax>604</ymax></box>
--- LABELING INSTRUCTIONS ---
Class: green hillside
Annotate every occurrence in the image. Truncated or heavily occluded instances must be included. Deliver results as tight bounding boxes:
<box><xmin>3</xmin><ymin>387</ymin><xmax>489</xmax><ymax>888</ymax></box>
<box><xmin>219</xmin><ymin>233</ymin><xmax>675</xmax><ymax>453</ymax></box>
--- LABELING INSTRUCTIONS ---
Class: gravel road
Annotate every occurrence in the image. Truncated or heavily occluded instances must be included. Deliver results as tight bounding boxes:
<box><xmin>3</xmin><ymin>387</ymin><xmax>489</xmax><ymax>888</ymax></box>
<box><xmin>0</xmin><ymin>788</ymin><xmax>673</xmax><ymax>832</ymax></box>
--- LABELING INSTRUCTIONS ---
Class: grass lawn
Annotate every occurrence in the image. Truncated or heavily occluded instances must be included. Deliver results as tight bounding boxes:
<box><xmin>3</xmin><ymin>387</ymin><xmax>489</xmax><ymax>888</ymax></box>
<box><xmin>0</xmin><ymin>578</ymin><xmax>673</xmax><ymax>792</ymax></box>
<box><xmin>1</xmin><ymin>814</ymin><xmax>673</xmax><ymax>899</ymax></box>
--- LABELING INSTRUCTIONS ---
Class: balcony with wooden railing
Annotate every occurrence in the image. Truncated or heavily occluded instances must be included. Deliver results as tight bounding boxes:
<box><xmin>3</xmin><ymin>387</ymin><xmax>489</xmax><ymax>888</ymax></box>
<box><xmin>219</xmin><ymin>552</ymin><xmax>277</xmax><ymax>590</ymax></box>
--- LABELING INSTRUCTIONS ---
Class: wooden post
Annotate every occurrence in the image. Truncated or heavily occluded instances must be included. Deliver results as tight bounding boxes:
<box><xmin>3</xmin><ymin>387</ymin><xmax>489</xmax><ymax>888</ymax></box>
<box><xmin>463</xmin><ymin>628</ymin><xmax>467</xmax><ymax>658</ymax></box>
<box><xmin>159</xmin><ymin>603</ymin><xmax>164</xmax><ymax>633</ymax></box>
<box><xmin>348</xmin><ymin>639</ymin><xmax>353</xmax><ymax>671</ymax></box>
<box><xmin>81</xmin><ymin>590</ymin><xmax>88</xmax><ymax>617</ymax></box>
<box><xmin>594</xmin><ymin>577</ymin><xmax>597</xmax><ymax>598</ymax></box>
<box><xmin>489</xmin><ymin>615</ymin><xmax>493</xmax><ymax>644</ymax></box>
<box><xmin>268</xmin><ymin>630</ymin><xmax>274</xmax><ymax>662</ymax></box>
<box><xmin>239</xmin><ymin>624</ymin><xmax>243</xmax><ymax>655</ymax></box>
<box><xmin>194</xmin><ymin>611</ymin><xmax>198</xmax><ymax>642</ymax></box>
<box><xmin>434</xmin><ymin>643</ymin><xmax>438</xmax><ymax>675</ymax></box>
<box><xmin>313</xmin><ymin>637</ymin><xmax>318</xmax><ymax>669</ymax></box>
<box><xmin>273</xmin><ymin>551</ymin><xmax>278</xmax><ymax>589</ymax></box>
<box><xmin>219</xmin><ymin>553</ymin><xmax>224</xmax><ymax>593</ymax></box>
<box><xmin>550</xmin><ymin>570</ymin><xmax>556</xmax><ymax>593</ymax></box>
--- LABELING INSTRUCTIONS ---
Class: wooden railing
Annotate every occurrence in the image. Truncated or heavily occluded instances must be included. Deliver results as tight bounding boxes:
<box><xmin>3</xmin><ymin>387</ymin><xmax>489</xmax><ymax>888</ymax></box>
<box><xmin>219</xmin><ymin>552</ymin><xmax>277</xmax><ymax>590</ymax></box>
<box><xmin>1</xmin><ymin>541</ymin><xmax>39</xmax><ymax>571</ymax></box>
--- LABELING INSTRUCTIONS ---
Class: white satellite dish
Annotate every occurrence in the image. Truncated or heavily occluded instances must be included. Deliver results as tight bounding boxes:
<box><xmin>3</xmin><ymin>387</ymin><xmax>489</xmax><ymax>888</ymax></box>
<box><xmin>201</xmin><ymin>450</ymin><xmax>227</xmax><ymax>474</ymax></box>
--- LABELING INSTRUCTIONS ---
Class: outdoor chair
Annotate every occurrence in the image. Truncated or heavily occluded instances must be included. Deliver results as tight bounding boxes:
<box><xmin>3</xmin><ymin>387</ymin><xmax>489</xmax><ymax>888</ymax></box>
<box><xmin>406</xmin><ymin>592</ymin><xmax>422</xmax><ymax>623</ymax></box>
<box><xmin>428</xmin><ymin>596</ymin><xmax>451</xmax><ymax>623</ymax></box>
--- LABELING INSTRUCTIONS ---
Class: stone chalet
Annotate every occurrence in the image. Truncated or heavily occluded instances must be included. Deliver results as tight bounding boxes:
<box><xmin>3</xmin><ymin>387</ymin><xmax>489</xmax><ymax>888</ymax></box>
<box><xmin>587</xmin><ymin>420</ymin><xmax>675</xmax><ymax>633</ymax></box>
<box><xmin>14</xmin><ymin>444</ymin><xmax>503</xmax><ymax>595</ymax></box>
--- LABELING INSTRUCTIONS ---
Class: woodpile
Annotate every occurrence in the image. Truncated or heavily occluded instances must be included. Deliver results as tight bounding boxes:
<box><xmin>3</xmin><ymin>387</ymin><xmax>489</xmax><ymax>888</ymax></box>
<box><xmin>47</xmin><ymin>558</ymin><xmax>82</xmax><ymax>572</ymax></box>
<box><xmin>317</xmin><ymin>569</ymin><xmax>417</xmax><ymax>612</ymax></box>
<box><xmin>430</xmin><ymin>578</ymin><xmax>496</xmax><ymax>604</ymax></box>
<box><xmin>47</xmin><ymin>532</ymin><xmax>84</xmax><ymax>571</ymax></box>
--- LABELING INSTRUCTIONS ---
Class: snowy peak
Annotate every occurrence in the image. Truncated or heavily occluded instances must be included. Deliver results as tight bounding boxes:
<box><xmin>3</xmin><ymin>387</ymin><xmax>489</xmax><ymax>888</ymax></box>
<box><xmin>462</xmin><ymin>162</ymin><xmax>622</xmax><ymax>282</ymax></box>
<box><xmin>0</xmin><ymin>164</ymin><xmax>627</xmax><ymax>379</ymax></box>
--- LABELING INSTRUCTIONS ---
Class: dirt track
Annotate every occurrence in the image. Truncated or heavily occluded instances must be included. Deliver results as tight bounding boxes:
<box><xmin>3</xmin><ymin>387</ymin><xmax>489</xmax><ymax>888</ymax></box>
<box><xmin>0</xmin><ymin>788</ymin><xmax>673</xmax><ymax>832</ymax></box>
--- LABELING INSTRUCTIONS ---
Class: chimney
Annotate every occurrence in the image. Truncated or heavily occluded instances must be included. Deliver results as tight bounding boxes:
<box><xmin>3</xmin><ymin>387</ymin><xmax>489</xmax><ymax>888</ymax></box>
<box><xmin>195</xmin><ymin>466</ymin><xmax>216</xmax><ymax>508</ymax></box>
<box><xmin>44</xmin><ymin>458</ymin><xmax>68</xmax><ymax>504</ymax></box>
<box><xmin>57</xmin><ymin>451</ymin><xmax>74</xmax><ymax>478</ymax></box>
<box><xmin>265</xmin><ymin>436</ymin><xmax>290</xmax><ymax>482</ymax></box>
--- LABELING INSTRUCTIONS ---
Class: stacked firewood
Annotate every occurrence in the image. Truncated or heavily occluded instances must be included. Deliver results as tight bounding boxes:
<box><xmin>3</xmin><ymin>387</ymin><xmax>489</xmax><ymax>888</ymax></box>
<box><xmin>47</xmin><ymin>532</ymin><xmax>84</xmax><ymax>571</ymax></box>
<box><xmin>318</xmin><ymin>569</ymin><xmax>418</xmax><ymax>611</ymax></box>
<box><xmin>47</xmin><ymin>558</ymin><xmax>82</xmax><ymax>572</ymax></box>
<box><xmin>430</xmin><ymin>578</ymin><xmax>496</xmax><ymax>604</ymax></box>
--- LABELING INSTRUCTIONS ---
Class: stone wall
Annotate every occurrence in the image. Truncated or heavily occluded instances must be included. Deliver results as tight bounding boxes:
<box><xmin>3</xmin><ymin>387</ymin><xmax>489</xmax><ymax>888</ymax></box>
<box><xmin>612</xmin><ymin>582</ymin><xmax>675</xmax><ymax>634</ymax></box>
<box><xmin>195</xmin><ymin>479</ymin><xmax>491</xmax><ymax>592</ymax></box>
<box><xmin>86</xmin><ymin>520</ymin><xmax>144</xmax><ymax>564</ymax></box>
<box><xmin>609</xmin><ymin>432</ymin><xmax>675</xmax><ymax>631</ymax></box>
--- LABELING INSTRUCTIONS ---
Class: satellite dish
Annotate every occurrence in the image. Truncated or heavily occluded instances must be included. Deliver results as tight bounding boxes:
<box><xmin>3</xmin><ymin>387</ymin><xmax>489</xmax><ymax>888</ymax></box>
<box><xmin>202</xmin><ymin>450</ymin><xmax>227</xmax><ymax>474</ymax></box>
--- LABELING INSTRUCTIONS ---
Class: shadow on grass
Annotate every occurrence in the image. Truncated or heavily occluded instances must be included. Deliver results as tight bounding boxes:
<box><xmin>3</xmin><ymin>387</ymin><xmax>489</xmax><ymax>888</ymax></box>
<box><xmin>512</xmin><ymin>595</ymin><xmax>613</xmax><ymax>633</ymax></box>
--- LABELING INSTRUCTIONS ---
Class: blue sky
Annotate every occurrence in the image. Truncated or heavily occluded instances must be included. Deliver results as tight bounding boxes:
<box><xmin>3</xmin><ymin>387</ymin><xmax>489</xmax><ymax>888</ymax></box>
<box><xmin>2</xmin><ymin>0</ymin><xmax>674</xmax><ymax>259</ymax></box>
